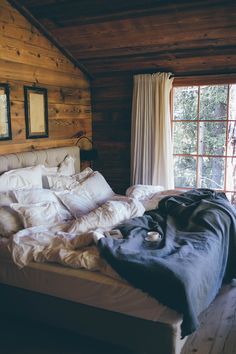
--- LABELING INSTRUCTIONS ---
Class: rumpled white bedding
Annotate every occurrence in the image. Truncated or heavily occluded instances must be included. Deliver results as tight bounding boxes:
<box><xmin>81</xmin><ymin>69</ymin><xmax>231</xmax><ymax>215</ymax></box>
<box><xmin>9</xmin><ymin>197</ymin><xmax>145</xmax><ymax>274</ymax></box>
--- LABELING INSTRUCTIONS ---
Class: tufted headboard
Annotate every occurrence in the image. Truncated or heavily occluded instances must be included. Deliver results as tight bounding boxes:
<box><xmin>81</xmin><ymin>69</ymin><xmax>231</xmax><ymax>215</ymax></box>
<box><xmin>0</xmin><ymin>146</ymin><xmax>80</xmax><ymax>174</ymax></box>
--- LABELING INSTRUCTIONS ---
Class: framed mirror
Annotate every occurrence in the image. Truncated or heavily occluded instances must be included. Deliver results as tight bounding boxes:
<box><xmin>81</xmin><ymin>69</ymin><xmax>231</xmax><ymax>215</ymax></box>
<box><xmin>0</xmin><ymin>83</ymin><xmax>12</xmax><ymax>140</ymax></box>
<box><xmin>24</xmin><ymin>86</ymin><xmax>48</xmax><ymax>139</ymax></box>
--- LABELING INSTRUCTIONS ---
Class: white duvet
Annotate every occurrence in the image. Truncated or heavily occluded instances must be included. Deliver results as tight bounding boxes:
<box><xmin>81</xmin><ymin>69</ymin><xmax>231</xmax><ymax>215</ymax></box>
<box><xmin>9</xmin><ymin>197</ymin><xmax>144</xmax><ymax>274</ymax></box>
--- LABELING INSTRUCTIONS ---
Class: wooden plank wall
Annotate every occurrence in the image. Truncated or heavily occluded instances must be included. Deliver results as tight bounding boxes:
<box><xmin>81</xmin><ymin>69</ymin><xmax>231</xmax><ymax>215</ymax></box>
<box><xmin>0</xmin><ymin>0</ymin><xmax>92</xmax><ymax>155</ymax></box>
<box><xmin>92</xmin><ymin>74</ymin><xmax>133</xmax><ymax>194</ymax></box>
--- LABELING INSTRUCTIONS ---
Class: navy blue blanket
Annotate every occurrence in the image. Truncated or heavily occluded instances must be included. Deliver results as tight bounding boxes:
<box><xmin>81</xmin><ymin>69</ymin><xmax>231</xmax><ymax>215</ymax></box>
<box><xmin>98</xmin><ymin>189</ymin><xmax>236</xmax><ymax>337</ymax></box>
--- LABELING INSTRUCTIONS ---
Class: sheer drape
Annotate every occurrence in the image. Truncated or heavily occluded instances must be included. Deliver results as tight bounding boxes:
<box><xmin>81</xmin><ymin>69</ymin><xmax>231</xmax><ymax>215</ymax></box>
<box><xmin>131</xmin><ymin>73</ymin><xmax>174</xmax><ymax>189</ymax></box>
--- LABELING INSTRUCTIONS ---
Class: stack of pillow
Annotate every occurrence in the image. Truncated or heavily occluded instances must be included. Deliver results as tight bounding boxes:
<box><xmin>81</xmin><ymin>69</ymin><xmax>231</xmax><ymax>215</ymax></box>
<box><xmin>0</xmin><ymin>154</ymin><xmax>115</xmax><ymax>239</ymax></box>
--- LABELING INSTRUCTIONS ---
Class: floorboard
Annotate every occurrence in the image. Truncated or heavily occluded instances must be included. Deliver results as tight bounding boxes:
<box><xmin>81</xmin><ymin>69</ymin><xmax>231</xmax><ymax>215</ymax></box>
<box><xmin>182</xmin><ymin>282</ymin><xmax>236</xmax><ymax>354</ymax></box>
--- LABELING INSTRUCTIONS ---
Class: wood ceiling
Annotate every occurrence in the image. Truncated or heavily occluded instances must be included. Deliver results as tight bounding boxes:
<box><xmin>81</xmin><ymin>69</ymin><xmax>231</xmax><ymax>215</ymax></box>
<box><xmin>12</xmin><ymin>0</ymin><xmax>236</xmax><ymax>78</ymax></box>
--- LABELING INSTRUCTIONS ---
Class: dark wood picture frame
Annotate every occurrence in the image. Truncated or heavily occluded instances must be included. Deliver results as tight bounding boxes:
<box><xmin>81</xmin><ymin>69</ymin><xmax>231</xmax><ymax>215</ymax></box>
<box><xmin>0</xmin><ymin>83</ymin><xmax>12</xmax><ymax>141</ymax></box>
<box><xmin>24</xmin><ymin>86</ymin><xmax>48</xmax><ymax>139</ymax></box>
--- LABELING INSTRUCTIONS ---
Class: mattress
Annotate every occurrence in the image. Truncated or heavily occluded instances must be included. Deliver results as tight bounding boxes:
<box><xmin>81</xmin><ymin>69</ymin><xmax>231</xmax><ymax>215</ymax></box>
<box><xmin>0</xmin><ymin>239</ymin><xmax>186</xmax><ymax>354</ymax></box>
<box><xmin>0</xmin><ymin>245</ymin><xmax>181</xmax><ymax>324</ymax></box>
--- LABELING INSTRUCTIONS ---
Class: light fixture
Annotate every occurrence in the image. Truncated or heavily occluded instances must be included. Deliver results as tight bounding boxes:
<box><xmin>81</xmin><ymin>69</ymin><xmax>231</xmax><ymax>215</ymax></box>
<box><xmin>74</xmin><ymin>131</ymin><xmax>98</xmax><ymax>163</ymax></box>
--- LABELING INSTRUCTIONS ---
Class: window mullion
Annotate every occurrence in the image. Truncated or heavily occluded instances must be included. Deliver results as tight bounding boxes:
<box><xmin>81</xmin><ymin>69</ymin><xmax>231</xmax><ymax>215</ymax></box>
<box><xmin>224</xmin><ymin>84</ymin><xmax>230</xmax><ymax>192</ymax></box>
<box><xmin>196</xmin><ymin>86</ymin><xmax>200</xmax><ymax>188</ymax></box>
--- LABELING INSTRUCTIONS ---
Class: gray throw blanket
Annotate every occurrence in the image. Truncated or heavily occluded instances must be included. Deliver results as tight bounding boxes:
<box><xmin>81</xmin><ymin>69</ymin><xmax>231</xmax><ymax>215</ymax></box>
<box><xmin>98</xmin><ymin>189</ymin><xmax>236</xmax><ymax>337</ymax></box>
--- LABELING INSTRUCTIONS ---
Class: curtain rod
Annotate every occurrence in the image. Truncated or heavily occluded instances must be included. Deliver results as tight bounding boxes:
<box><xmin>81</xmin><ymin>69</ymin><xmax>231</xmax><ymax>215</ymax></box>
<box><xmin>134</xmin><ymin>71</ymin><xmax>236</xmax><ymax>79</ymax></box>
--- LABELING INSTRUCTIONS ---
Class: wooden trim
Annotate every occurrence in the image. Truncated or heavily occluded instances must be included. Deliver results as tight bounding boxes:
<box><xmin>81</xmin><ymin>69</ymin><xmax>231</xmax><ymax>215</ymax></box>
<box><xmin>172</xmin><ymin>82</ymin><xmax>235</xmax><ymax>194</ymax></box>
<box><xmin>173</xmin><ymin>73</ymin><xmax>236</xmax><ymax>86</ymax></box>
<box><xmin>7</xmin><ymin>0</ymin><xmax>93</xmax><ymax>81</ymax></box>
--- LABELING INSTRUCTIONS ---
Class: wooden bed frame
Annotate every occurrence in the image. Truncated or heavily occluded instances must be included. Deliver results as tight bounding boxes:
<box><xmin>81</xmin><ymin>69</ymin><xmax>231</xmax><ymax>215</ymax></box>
<box><xmin>0</xmin><ymin>146</ymin><xmax>186</xmax><ymax>354</ymax></box>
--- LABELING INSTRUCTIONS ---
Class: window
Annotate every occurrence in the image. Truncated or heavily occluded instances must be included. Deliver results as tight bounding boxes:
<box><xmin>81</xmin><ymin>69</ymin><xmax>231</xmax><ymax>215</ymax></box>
<box><xmin>172</xmin><ymin>82</ymin><xmax>236</xmax><ymax>206</ymax></box>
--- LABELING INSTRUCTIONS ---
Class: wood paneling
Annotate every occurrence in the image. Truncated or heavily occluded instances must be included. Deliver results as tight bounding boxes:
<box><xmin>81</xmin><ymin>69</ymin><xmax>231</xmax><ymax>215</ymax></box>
<box><xmin>8</xmin><ymin>0</ymin><xmax>236</xmax><ymax>192</ymax></box>
<box><xmin>92</xmin><ymin>74</ymin><xmax>133</xmax><ymax>194</ymax></box>
<box><xmin>0</xmin><ymin>0</ymin><xmax>92</xmax><ymax>155</ymax></box>
<box><xmin>16</xmin><ymin>0</ymin><xmax>236</xmax><ymax>77</ymax></box>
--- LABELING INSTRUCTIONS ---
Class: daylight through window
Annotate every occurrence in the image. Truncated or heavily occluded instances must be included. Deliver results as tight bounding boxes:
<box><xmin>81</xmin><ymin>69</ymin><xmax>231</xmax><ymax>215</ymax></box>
<box><xmin>172</xmin><ymin>83</ymin><xmax>236</xmax><ymax>206</ymax></box>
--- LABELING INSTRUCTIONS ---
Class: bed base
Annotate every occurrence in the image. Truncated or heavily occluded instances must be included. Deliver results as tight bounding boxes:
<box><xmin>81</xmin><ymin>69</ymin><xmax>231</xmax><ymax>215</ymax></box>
<box><xmin>0</xmin><ymin>283</ymin><xmax>185</xmax><ymax>354</ymax></box>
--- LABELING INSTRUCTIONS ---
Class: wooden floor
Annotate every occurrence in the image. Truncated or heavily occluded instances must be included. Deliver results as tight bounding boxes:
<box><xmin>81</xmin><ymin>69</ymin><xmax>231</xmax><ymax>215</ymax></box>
<box><xmin>182</xmin><ymin>282</ymin><xmax>236</xmax><ymax>354</ymax></box>
<box><xmin>1</xmin><ymin>282</ymin><xmax>236</xmax><ymax>354</ymax></box>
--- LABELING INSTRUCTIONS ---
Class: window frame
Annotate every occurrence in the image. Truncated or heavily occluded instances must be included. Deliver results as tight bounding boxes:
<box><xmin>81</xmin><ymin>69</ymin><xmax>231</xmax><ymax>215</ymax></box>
<box><xmin>171</xmin><ymin>74</ymin><xmax>236</xmax><ymax>199</ymax></box>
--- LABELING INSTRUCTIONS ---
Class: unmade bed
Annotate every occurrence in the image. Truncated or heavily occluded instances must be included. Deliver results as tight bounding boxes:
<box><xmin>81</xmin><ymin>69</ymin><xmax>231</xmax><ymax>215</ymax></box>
<box><xmin>0</xmin><ymin>146</ymin><xmax>186</xmax><ymax>354</ymax></box>
<box><xmin>0</xmin><ymin>146</ymin><xmax>235</xmax><ymax>354</ymax></box>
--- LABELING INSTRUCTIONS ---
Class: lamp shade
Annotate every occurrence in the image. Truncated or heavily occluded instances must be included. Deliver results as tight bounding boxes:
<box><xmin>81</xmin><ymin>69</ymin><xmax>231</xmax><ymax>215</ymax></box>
<box><xmin>80</xmin><ymin>148</ymin><xmax>98</xmax><ymax>161</ymax></box>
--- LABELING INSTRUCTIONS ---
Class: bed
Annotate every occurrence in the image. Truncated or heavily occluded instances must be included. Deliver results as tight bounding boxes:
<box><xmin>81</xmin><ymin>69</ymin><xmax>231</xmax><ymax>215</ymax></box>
<box><xmin>0</xmin><ymin>146</ymin><xmax>235</xmax><ymax>354</ymax></box>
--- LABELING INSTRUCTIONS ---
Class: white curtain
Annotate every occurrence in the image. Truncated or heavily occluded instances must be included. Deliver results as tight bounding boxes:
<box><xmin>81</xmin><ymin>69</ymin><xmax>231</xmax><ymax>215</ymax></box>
<box><xmin>131</xmin><ymin>72</ymin><xmax>174</xmax><ymax>189</ymax></box>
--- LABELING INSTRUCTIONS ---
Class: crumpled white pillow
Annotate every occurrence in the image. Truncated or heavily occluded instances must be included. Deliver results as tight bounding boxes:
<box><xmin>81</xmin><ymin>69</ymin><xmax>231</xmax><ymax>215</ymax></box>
<box><xmin>56</xmin><ymin>188</ymin><xmax>97</xmax><ymax>218</ymax></box>
<box><xmin>68</xmin><ymin>198</ymin><xmax>145</xmax><ymax>235</ymax></box>
<box><xmin>13</xmin><ymin>188</ymin><xmax>72</xmax><ymax>220</ymax></box>
<box><xmin>41</xmin><ymin>154</ymin><xmax>76</xmax><ymax>188</ymax></box>
<box><xmin>0</xmin><ymin>206</ymin><xmax>24</xmax><ymax>238</ymax></box>
<box><xmin>0</xmin><ymin>165</ymin><xmax>42</xmax><ymax>192</ymax></box>
<box><xmin>11</xmin><ymin>201</ymin><xmax>71</xmax><ymax>228</ymax></box>
<box><xmin>46</xmin><ymin>167</ymin><xmax>93</xmax><ymax>191</ymax></box>
<box><xmin>0</xmin><ymin>191</ymin><xmax>17</xmax><ymax>206</ymax></box>
<box><xmin>140</xmin><ymin>189</ymin><xmax>186</xmax><ymax>211</ymax></box>
<box><xmin>77</xmin><ymin>171</ymin><xmax>114</xmax><ymax>205</ymax></box>
<box><xmin>0</xmin><ymin>191</ymin><xmax>23</xmax><ymax>238</ymax></box>
<box><xmin>74</xmin><ymin>167</ymin><xmax>93</xmax><ymax>182</ymax></box>
<box><xmin>46</xmin><ymin>175</ymin><xmax>77</xmax><ymax>190</ymax></box>
<box><xmin>126</xmin><ymin>184</ymin><xmax>164</xmax><ymax>199</ymax></box>
<box><xmin>57</xmin><ymin>155</ymin><xmax>75</xmax><ymax>176</ymax></box>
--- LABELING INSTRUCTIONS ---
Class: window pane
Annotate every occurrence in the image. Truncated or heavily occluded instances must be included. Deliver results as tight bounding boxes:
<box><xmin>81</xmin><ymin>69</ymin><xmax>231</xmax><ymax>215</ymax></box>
<box><xmin>198</xmin><ymin>157</ymin><xmax>225</xmax><ymax>189</ymax></box>
<box><xmin>229</xmin><ymin>84</ymin><xmax>236</xmax><ymax>121</ymax></box>
<box><xmin>173</xmin><ymin>122</ymin><xmax>197</xmax><ymax>154</ymax></box>
<box><xmin>226</xmin><ymin>192</ymin><xmax>236</xmax><ymax>207</ymax></box>
<box><xmin>174</xmin><ymin>156</ymin><xmax>196</xmax><ymax>188</ymax></box>
<box><xmin>226</xmin><ymin>157</ymin><xmax>236</xmax><ymax>191</ymax></box>
<box><xmin>199</xmin><ymin>85</ymin><xmax>227</xmax><ymax>120</ymax></box>
<box><xmin>227</xmin><ymin>121</ymin><xmax>236</xmax><ymax>156</ymax></box>
<box><xmin>199</xmin><ymin>122</ymin><xmax>226</xmax><ymax>155</ymax></box>
<box><xmin>173</xmin><ymin>86</ymin><xmax>198</xmax><ymax>120</ymax></box>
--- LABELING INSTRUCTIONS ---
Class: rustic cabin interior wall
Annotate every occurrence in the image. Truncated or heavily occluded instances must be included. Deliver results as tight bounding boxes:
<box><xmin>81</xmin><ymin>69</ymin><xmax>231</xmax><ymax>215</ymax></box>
<box><xmin>92</xmin><ymin>73</ymin><xmax>133</xmax><ymax>194</ymax></box>
<box><xmin>0</xmin><ymin>0</ymin><xmax>92</xmax><ymax>155</ymax></box>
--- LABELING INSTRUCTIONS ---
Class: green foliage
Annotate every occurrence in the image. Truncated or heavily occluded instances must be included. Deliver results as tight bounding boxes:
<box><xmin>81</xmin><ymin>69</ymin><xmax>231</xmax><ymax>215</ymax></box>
<box><xmin>173</xmin><ymin>84</ymin><xmax>233</xmax><ymax>191</ymax></box>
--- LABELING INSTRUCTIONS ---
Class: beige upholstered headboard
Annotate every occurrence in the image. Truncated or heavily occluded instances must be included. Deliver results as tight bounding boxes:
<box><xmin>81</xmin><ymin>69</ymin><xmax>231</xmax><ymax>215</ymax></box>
<box><xmin>0</xmin><ymin>146</ymin><xmax>80</xmax><ymax>174</ymax></box>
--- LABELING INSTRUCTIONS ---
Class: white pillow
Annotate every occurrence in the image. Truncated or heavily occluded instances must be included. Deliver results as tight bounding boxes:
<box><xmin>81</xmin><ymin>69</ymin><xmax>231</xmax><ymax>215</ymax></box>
<box><xmin>41</xmin><ymin>154</ymin><xmax>75</xmax><ymax>188</ymax></box>
<box><xmin>68</xmin><ymin>198</ymin><xmax>145</xmax><ymax>235</ymax></box>
<box><xmin>0</xmin><ymin>165</ymin><xmax>42</xmax><ymax>192</ymax></box>
<box><xmin>13</xmin><ymin>188</ymin><xmax>72</xmax><ymax>220</ymax></box>
<box><xmin>47</xmin><ymin>175</ymin><xmax>77</xmax><ymax>190</ymax></box>
<box><xmin>74</xmin><ymin>167</ymin><xmax>93</xmax><ymax>182</ymax></box>
<box><xmin>56</xmin><ymin>189</ymin><xmax>97</xmax><ymax>218</ymax></box>
<box><xmin>57</xmin><ymin>155</ymin><xmax>75</xmax><ymax>176</ymax></box>
<box><xmin>126</xmin><ymin>184</ymin><xmax>164</xmax><ymax>199</ymax></box>
<box><xmin>0</xmin><ymin>206</ymin><xmax>24</xmax><ymax>237</ymax></box>
<box><xmin>78</xmin><ymin>171</ymin><xmax>114</xmax><ymax>205</ymax></box>
<box><xmin>0</xmin><ymin>191</ymin><xmax>22</xmax><ymax>238</ymax></box>
<box><xmin>11</xmin><ymin>201</ymin><xmax>70</xmax><ymax>228</ymax></box>
<box><xmin>46</xmin><ymin>167</ymin><xmax>93</xmax><ymax>191</ymax></box>
<box><xmin>41</xmin><ymin>165</ymin><xmax>58</xmax><ymax>176</ymax></box>
<box><xmin>0</xmin><ymin>191</ymin><xmax>17</xmax><ymax>206</ymax></box>
<box><xmin>140</xmin><ymin>189</ymin><xmax>186</xmax><ymax>211</ymax></box>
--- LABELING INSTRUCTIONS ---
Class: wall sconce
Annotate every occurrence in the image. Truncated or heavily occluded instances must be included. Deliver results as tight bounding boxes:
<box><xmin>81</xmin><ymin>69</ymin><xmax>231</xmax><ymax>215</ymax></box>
<box><xmin>74</xmin><ymin>131</ymin><xmax>98</xmax><ymax>165</ymax></box>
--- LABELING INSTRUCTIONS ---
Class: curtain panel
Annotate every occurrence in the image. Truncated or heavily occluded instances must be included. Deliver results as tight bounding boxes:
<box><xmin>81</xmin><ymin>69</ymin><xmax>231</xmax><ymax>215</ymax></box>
<box><xmin>131</xmin><ymin>73</ymin><xmax>174</xmax><ymax>189</ymax></box>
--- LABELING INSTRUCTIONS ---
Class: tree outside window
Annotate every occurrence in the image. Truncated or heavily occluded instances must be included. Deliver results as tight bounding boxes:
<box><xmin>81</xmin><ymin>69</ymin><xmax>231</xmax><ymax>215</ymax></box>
<box><xmin>172</xmin><ymin>83</ymin><xmax>236</xmax><ymax>206</ymax></box>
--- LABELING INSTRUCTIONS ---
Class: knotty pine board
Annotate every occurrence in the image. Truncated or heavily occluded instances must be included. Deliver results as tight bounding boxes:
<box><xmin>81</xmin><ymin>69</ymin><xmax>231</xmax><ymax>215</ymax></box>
<box><xmin>0</xmin><ymin>0</ymin><xmax>92</xmax><ymax>155</ymax></box>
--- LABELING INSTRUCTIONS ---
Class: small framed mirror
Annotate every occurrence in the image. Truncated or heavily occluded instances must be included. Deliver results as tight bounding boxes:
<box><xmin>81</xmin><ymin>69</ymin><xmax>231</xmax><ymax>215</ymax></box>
<box><xmin>0</xmin><ymin>83</ymin><xmax>12</xmax><ymax>140</ymax></box>
<box><xmin>24</xmin><ymin>86</ymin><xmax>48</xmax><ymax>139</ymax></box>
